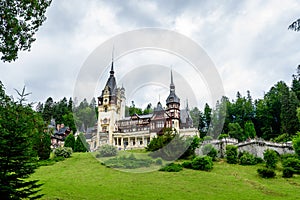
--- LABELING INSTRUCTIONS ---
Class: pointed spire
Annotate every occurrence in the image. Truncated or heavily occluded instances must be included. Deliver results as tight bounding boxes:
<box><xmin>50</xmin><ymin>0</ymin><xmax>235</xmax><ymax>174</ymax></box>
<box><xmin>186</xmin><ymin>99</ymin><xmax>189</xmax><ymax>110</ymax></box>
<box><xmin>170</xmin><ymin>67</ymin><xmax>175</xmax><ymax>92</ymax></box>
<box><xmin>110</xmin><ymin>45</ymin><xmax>115</xmax><ymax>76</ymax></box>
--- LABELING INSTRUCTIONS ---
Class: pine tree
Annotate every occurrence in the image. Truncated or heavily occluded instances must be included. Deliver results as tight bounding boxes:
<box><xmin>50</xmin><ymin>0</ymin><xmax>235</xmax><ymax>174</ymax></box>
<box><xmin>0</xmin><ymin>82</ymin><xmax>43</xmax><ymax>199</ymax></box>
<box><xmin>74</xmin><ymin>133</ymin><xmax>89</xmax><ymax>152</ymax></box>
<box><xmin>64</xmin><ymin>133</ymin><xmax>75</xmax><ymax>150</ymax></box>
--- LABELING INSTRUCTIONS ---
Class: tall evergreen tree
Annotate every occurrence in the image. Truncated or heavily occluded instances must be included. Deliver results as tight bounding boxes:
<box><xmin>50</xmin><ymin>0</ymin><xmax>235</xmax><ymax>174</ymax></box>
<box><xmin>0</xmin><ymin>82</ymin><xmax>43</xmax><ymax>199</ymax></box>
<box><xmin>74</xmin><ymin>133</ymin><xmax>89</xmax><ymax>152</ymax></box>
<box><xmin>64</xmin><ymin>133</ymin><xmax>75</xmax><ymax>150</ymax></box>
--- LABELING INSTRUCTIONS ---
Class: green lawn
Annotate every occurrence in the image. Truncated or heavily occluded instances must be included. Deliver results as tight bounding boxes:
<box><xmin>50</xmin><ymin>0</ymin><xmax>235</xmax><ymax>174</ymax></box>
<box><xmin>30</xmin><ymin>153</ymin><xmax>300</xmax><ymax>200</ymax></box>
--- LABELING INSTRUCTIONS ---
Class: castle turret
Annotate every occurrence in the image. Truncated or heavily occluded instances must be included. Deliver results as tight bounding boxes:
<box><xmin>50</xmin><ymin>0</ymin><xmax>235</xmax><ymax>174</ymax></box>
<box><xmin>166</xmin><ymin>69</ymin><xmax>180</xmax><ymax>131</ymax></box>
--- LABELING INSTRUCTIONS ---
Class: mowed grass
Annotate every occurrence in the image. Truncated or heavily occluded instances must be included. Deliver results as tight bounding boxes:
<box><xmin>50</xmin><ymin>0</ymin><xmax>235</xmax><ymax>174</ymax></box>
<box><xmin>30</xmin><ymin>153</ymin><xmax>300</xmax><ymax>200</ymax></box>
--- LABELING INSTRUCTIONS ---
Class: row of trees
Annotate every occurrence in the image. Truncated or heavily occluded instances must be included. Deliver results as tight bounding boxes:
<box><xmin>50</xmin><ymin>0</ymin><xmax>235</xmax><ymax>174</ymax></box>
<box><xmin>191</xmin><ymin>66</ymin><xmax>300</xmax><ymax>142</ymax></box>
<box><xmin>36</xmin><ymin>97</ymin><xmax>97</xmax><ymax>133</ymax></box>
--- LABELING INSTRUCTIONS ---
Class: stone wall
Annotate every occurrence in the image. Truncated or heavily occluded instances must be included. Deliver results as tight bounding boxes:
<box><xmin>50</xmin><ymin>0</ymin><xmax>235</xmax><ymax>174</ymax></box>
<box><xmin>196</xmin><ymin>138</ymin><xmax>294</xmax><ymax>158</ymax></box>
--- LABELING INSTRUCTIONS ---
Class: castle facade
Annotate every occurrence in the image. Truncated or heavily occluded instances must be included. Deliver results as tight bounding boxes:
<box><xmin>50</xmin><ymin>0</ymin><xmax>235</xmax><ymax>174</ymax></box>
<box><xmin>88</xmin><ymin>59</ymin><xmax>198</xmax><ymax>151</ymax></box>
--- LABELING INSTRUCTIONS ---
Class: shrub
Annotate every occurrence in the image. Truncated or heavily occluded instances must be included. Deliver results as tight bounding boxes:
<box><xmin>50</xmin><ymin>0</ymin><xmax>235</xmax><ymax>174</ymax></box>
<box><xmin>255</xmin><ymin>157</ymin><xmax>264</xmax><ymax>164</ymax></box>
<box><xmin>181</xmin><ymin>161</ymin><xmax>193</xmax><ymax>169</ymax></box>
<box><xmin>64</xmin><ymin>133</ymin><xmax>75</xmax><ymax>150</ymax></box>
<box><xmin>282</xmin><ymin>167</ymin><xmax>295</xmax><ymax>178</ymax></box>
<box><xmin>159</xmin><ymin>163</ymin><xmax>183</xmax><ymax>172</ymax></box>
<box><xmin>98</xmin><ymin>144</ymin><xmax>117</xmax><ymax>157</ymax></box>
<box><xmin>203</xmin><ymin>136</ymin><xmax>213</xmax><ymax>141</ymax></box>
<box><xmin>53</xmin><ymin>147</ymin><xmax>72</xmax><ymax>158</ymax></box>
<box><xmin>74</xmin><ymin>133</ymin><xmax>89</xmax><ymax>152</ymax></box>
<box><xmin>104</xmin><ymin>155</ymin><xmax>153</xmax><ymax>169</ymax></box>
<box><xmin>293</xmin><ymin>133</ymin><xmax>300</xmax><ymax>157</ymax></box>
<box><xmin>257</xmin><ymin>168</ymin><xmax>276</xmax><ymax>178</ymax></box>
<box><xmin>202</xmin><ymin>144</ymin><xmax>218</xmax><ymax>161</ymax></box>
<box><xmin>263</xmin><ymin>149</ymin><xmax>278</xmax><ymax>169</ymax></box>
<box><xmin>191</xmin><ymin>156</ymin><xmax>213</xmax><ymax>171</ymax></box>
<box><xmin>239</xmin><ymin>152</ymin><xmax>257</xmax><ymax>165</ymax></box>
<box><xmin>281</xmin><ymin>153</ymin><xmax>298</xmax><ymax>161</ymax></box>
<box><xmin>226</xmin><ymin>145</ymin><xmax>238</xmax><ymax>164</ymax></box>
<box><xmin>155</xmin><ymin>158</ymin><xmax>163</xmax><ymax>165</ymax></box>
<box><xmin>282</xmin><ymin>157</ymin><xmax>300</xmax><ymax>174</ymax></box>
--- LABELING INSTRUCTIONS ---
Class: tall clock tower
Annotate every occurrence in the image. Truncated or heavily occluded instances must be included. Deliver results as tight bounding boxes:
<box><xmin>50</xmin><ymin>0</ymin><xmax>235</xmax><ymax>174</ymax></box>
<box><xmin>166</xmin><ymin>70</ymin><xmax>180</xmax><ymax>131</ymax></box>
<box><xmin>97</xmin><ymin>57</ymin><xmax>125</xmax><ymax>146</ymax></box>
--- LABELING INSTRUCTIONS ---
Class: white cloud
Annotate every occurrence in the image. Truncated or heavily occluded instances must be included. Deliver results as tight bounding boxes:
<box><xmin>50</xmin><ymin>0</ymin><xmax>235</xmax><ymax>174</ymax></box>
<box><xmin>1</xmin><ymin>0</ymin><xmax>300</xmax><ymax>109</ymax></box>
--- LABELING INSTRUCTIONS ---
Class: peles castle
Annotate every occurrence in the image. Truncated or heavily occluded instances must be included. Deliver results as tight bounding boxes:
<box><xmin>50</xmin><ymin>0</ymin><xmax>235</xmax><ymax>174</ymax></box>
<box><xmin>88</xmin><ymin>58</ymin><xmax>198</xmax><ymax>151</ymax></box>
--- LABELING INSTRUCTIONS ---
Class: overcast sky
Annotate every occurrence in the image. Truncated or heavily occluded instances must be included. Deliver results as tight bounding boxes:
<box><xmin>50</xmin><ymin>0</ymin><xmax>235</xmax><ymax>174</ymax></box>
<box><xmin>1</xmin><ymin>0</ymin><xmax>300</xmax><ymax>110</ymax></box>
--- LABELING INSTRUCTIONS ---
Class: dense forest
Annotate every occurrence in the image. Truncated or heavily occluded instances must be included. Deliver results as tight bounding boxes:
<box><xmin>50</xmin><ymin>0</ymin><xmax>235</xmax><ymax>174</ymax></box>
<box><xmin>190</xmin><ymin>66</ymin><xmax>300</xmax><ymax>142</ymax></box>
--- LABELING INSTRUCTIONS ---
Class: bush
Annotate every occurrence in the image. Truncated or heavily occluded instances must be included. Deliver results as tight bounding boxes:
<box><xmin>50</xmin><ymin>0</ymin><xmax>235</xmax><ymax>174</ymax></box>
<box><xmin>74</xmin><ymin>133</ymin><xmax>89</xmax><ymax>152</ymax></box>
<box><xmin>255</xmin><ymin>157</ymin><xmax>264</xmax><ymax>164</ymax></box>
<box><xmin>203</xmin><ymin>136</ymin><xmax>213</xmax><ymax>141</ymax></box>
<box><xmin>191</xmin><ymin>156</ymin><xmax>213</xmax><ymax>171</ymax></box>
<box><xmin>64</xmin><ymin>133</ymin><xmax>75</xmax><ymax>150</ymax></box>
<box><xmin>257</xmin><ymin>168</ymin><xmax>276</xmax><ymax>178</ymax></box>
<box><xmin>104</xmin><ymin>155</ymin><xmax>153</xmax><ymax>169</ymax></box>
<box><xmin>181</xmin><ymin>161</ymin><xmax>193</xmax><ymax>169</ymax></box>
<box><xmin>226</xmin><ymin>145</ymin><xmax>238</xmax><ymax>164</ymax></box>
<box><xmin>98</xmin><ymin>144</ymin><xmax>117</xmax><ymax>157</ymax></box>
<box><xmin>155</xmin><ymin>158</ymin><xmax>163</xmax><ymax>165</ymax></box>
<box><xmin>282</xmin><ymin>167</ymin><xmax>295</xmax><ymax>178</ymax></box>
<box><xmin>293</xmin><ymin>133</ymin><xmax>300</xmax><ymax>157</ymax></box>
<box><xmin>159</xmin><ymin>163</ymin><xmax>183</xmax><ymax>172</ymax></box>
<box><xmin>282</xmin><ymin>157</ymin><xmax>300</xmax><ymax>174</ymax></box>
<box><xmin>202</xmin><ymin>144</ymin><xmax>218</xmax><ymax>161</ymax></box>
<box><xmin>239</xmin><ymin>152</ymin><xmax>257</xmax><ymax>165</ymax></box>
<box><xmin>263</xmin><ymin>149</ymin><xmax>278</xmax><ymax>169</ymax></box>
<box><xmin>53</xmin><ymin>147</ymin><xmax>72</xmax><ymax>158</ymax></box>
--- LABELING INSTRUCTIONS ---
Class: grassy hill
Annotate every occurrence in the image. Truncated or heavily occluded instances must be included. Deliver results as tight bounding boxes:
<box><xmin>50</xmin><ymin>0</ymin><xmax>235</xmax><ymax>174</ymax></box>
<box><xmin>30</xmin><ymin>153</ymin><xmax>300</xmax><ymax>200</ymax></box>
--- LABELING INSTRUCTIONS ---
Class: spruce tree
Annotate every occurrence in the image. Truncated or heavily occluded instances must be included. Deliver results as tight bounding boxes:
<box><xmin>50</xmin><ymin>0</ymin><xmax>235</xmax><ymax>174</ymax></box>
<box><xmin>64</xmin><ymin>133</ymin><xmax>75</xmax><ymax>150</ymax></box>
<box><xmin>74</xmin><ymin>133</ymin><xmax>89</xmax><ymax>152</ymax></box>
<box><xmin>0</xmin><ymin>82</ymin><xmax>43</xmax><ymax>199</ymax></box>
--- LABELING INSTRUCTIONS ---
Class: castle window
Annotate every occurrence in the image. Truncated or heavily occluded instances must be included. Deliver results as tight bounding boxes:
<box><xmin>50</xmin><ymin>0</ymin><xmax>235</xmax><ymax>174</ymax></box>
<box><xmin>104</xmin><ymin>106</ymin><xmax>108</xmax><ymax>112</ymax></box>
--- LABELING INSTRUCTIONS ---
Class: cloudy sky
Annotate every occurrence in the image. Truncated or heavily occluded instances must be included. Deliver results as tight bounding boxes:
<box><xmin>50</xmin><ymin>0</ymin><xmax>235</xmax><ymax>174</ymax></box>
<box><xmin>1</xmin><ymin>0</ymin><xmax>300</xmax><ymax>110</ymax></box>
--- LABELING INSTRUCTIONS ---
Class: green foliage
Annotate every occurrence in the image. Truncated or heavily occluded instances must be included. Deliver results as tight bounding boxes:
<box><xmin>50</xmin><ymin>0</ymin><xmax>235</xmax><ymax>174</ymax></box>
<box><xmin>292</xmin><ymin>133</ymin><xmax>300</xmax><ymax>157</ymax></box>
<box><xmin>244</xmin><ymin>121</ymin><xmax>256</xmax><ymax>139</ymax></box>
<box><xmin>225</xmin><ymin>145</ymin><xmax>238</xmax><ymax>164</ymax></box>
<box><xmin>191</xmin><ymin>156</ymin><xmax>213</xmax><ymax>171</ymax></box>
<box><xmin>53</xmin><ymin>147</ymin><xmax>73</xmax><ymax>158</ymax></box>
<box><xmin>74</xmin><ymin>133</ymin><xmax>89</xmax><ymax>152</ymax></box>
<box><xmin>104</xmin><ymin>154</ymin><xmax>153</xmax><ymax>169</ymax></box>
<box><xmin>97</xmin><ymin>144</ymin><xmax>117</xmax><ymax>157</ymax></box>
<box><xmin>282</xmin><ymin>167</ymin><xmax>295</xmax><ymax>178</ymax></box>
<box><xmin>273</xmin><ymin>133</ymin><xmax>291</xmax><ymax>143</ymax></box>
<box><xmin>239</xmin><ymin>152</ymin><xmax>257</xmax><ymax>165</ymax></box>
<box><xmin>159</xmin><ymin>163</ymin><xmax>183</xmax><ymax>172</ymax></box>
<box><xmin>147</xmin><ymin>128</ymin><xmax>189</xmax><ymax>161</ymax></box>
<box><xmin>180</xmin><ymin>136</ymin><xmax>201</xmax><ymax>159</ymax></box>
<box><xmin>64</xmin><ymin>133</ymin><xmax>75</xmax><ymax>150</ymax></box>
<box><xmin>181</xmin><ymin>161</ymin><xmax>193</xmax><ymax>169</ymax></box>
<box><xmin>257</xmin><ymin>168</ymin><xmax>276</xmax><ymax>178</ymax></box>
<box><xmin>203</xmin><ymin>136</ymin><xmax>213</xmax><ymax>141</ymax></box>
<box><xmin>218</xmin><ymin>134</ymin><xmax>229</xmax><ymax>139</ymax></box>
<box><xmin>0</xmin><ymin>0</ymin><xmax>52</xmax><ymax>62</ymax></box>
<box><xmin>0</xmin><ymin>82</ymin><xmax>43</xmax><ymax>199</ymax></box>
<box><xmin>263</xmin><ymin>149</ymin><xmax>278</xmax><ymax>169</ymax></box>
<box><xmin>282</xmin><ymin>157</ymin><xmax>300</xmax><ymax>174</ymax></box>
<box><xmin>228</xmin><ymin>122</ymin><xmax>244</xmax><ymax>141</ymax></box>
<box><xmin>35</xmin><ymin>130</ymin><xmax>51</xmax><ymax>160</ymax></box>
<box><xmin>202</xmin><ymin>144</ymin><xmax>217</xmax><ymax>161</ymax></box>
